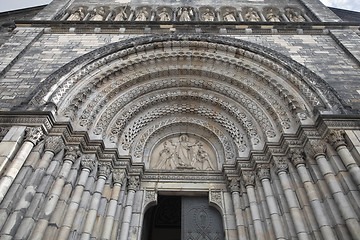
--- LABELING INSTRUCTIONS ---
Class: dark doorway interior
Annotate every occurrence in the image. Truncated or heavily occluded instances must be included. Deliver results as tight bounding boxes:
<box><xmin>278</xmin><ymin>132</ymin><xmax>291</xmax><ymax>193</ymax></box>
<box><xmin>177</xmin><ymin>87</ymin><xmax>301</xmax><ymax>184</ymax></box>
<box><xmin>142</xmin><ymin>195</ymin><xmax>181</xmax><ymax>240</ymax></box>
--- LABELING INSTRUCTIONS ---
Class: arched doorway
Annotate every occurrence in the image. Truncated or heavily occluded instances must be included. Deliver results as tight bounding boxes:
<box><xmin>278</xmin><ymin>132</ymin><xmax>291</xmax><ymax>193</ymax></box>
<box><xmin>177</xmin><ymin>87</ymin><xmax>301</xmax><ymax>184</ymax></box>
<box><xmin>142</xmin><ymin>195</ymin><xmax>225</xmax><ymax>240</ymax></box>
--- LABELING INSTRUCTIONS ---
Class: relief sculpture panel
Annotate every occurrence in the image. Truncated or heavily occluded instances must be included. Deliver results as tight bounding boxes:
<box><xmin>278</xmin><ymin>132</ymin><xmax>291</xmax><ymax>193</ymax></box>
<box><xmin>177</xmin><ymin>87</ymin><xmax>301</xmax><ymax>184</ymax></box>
<box><xmin>150</xmin><ymin>135</ymin><xmax>217</xmax><ymax>170</ymax></box>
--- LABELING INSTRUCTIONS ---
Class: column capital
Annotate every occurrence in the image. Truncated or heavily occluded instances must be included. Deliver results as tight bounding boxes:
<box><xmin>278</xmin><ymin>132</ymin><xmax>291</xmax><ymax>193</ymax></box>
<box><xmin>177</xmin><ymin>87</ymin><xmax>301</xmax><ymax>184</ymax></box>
<box><xmin>25</xmin><ymin>127</ymin><xmax>44</xmax><ymax>145</ymax></box>
<box><xmin>64</xmin><ymin>145</ymin><xmax>81</xmax><ymax>163</ymax></box>
<box><xmin>273</xmin><ymin>156</ymin><xmax>288</xmax><ymax>174</ymax></box>
<box><xmin>305</xmin><ymin>139</ymin><xmax>327</xmax><ymax>159</ymax></box>
<box><xmin>289</xmin><ymin>149</ymin><xmax>306</xmax><ymax>167</ymax></box>
<box><xmin>327</xmin><ymin>130</ymin><xmax>346</xmax><ymax>149</ymax></box>
<box><xmin>98</xmin><ymin>162</ymin><xmax>112</xmax><ymax>178</ymax></box>
<box><xmin>112</xmin><ymin>169</ymin><xmax>126</xmax><ymax>184</ymax></box>
<box><xmin>80</xmin><ymin>154</ymin><xmax>96</xmax><ymax>170</ymax></box>
<box><xmin>127</xmin><ymin>175</ymin><xmax>140</xmax><ymax>191</ymax></box>
<box><xmin>228</xmin><ymin>177</ymin><xmax>240</xmax><ymax>193</ymax></box>
<box><xmin>44</xmin><ymin>136</ymin><xmax>65</xmax><ymax>154</ymax></box>
<box><xmin>257</xmin><ymin>165</ymin><xmax>271</xmax><ymax>180</ymax></box>
<box><xmin>242</xmin><ymin>171</ymin><xmax>255</xmax><ymax>187</ymax></box>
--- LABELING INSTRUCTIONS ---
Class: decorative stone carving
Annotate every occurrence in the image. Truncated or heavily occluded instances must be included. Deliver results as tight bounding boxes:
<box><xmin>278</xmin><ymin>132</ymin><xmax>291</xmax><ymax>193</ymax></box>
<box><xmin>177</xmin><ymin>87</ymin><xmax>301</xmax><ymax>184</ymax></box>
<box><xmin>135</xmin><ymin>7</ymin><xmax>150</xmax><ymax>21</ymax></box>
<box><xmin>157</xmin><ymin>8</ymin><xmax>171</xmax><ymax>21</ymax></box>
<box><xmin>242</xmin><ymin>172</ymin><xmax>255</xmax><ymax>187</ymax></box>
<box><xmin>290</xmin><ymin>149</ymin><xmax>306</xmax><ymax>166</ymax></box>
<box><xmin>114</xmin><ymin>7</ymin><xmax>128</xmax><ymax>21</ymax></box>
<box><xmin>67</xmin><ymin>7</ymin><xmax>86</xmax><ymax>21</ymax></box>
<box><xmin>266</xmin><ymin>8</ymin><xmax>281</xmax><ymax>22</ymax></box>
<box><xmin>257</xmin><ymin>166</ymin><xmax>271</xmax><ymax>180</ymax></box>
<box><xmin>201</xmin><ymin>8</ymin><xmax>215</xmax><ymax>21</ymax></box>
<box><xmin>150</xmin><ymin>135</ymin><xmax>217</xmax><ymax>170</ymax></box>
<box><xmin>98</xmin><ymin>162</ymin><xmax>111</xmax><ymax>177</ymax></box>
<box><xmin>127</xmin><ymin>175</ymin><xmax>140</xmax><ymax>190</ymax></box>
<box><xmin>144</xmin><ymin>190</ymin><xmax>157</xmax><ymax>207</ymax></box>
<box><xmin>244</xmin><ymin>8</ymin><xmax>260</xmax><ymax>22</ymax></box>
<box><xmin>63</xmin><ymin>145</ymin><xmax>81</xmax><ymax>163</ymax></box>
<box><xmin>229</xmin><ymin>178</ymin><xmax>240</xmax><ymax>193</ymax></box>
<box><xmin>285</xmin><ymin>8</ymin><xmax>305</xmax><ymax>22</ymax></box>
<box><xmin>209</xmin><ymin>190</ymin><xmax>222</xmax><ymax>209</ymax></box>
<box><xmin>44</xmin><ymin>136</ymin><xmax>65</xmax><ymax>154</ymax></box>
<box><xmin>222</xmin><ymin>8</ymin><xmax>236</xmax><ymax>21</ymax></box>
<box><xmin>327</xmin><ymin>130</ymin><xmax>346</xmax><ymax>149</ymax></box>
<box><xmin>90</xmin><ymin>7</ymin><xmax>106</xmax><ymax>21</ymax></box>
<box><xmin>273</xmin><ymin>156</ymin><xmax>288</xmax><ymax>173</ymax></box>
<box><xmin>305</xmin><ymin>139</ymin><xmax>327</xmax><ymax>159</ymax></box>
<box><xmin>178</xmin><ymin>7</ymin><xmax>194</xmax><ymax>21</ymax></box>
<box><xmin>112</xmin><ymin>169</ymin><xmax>126</xmax><ymax>183</ymax></box>
<box><xmin>25</xmin><ymin>127</ymin><xmax>44</xmax><ymax>145</ymax></box>
<box><xmin>80</xmin><ymin>154</ymin><xmax>96</xmax><ymax>170</ymax></box>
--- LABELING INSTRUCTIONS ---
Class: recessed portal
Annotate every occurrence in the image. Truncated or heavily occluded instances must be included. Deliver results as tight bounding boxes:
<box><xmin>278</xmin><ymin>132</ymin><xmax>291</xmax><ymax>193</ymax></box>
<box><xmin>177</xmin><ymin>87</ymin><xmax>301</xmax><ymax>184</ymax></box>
<box><xmin>141</xmin><ymin>195</ymin><xmax>224</xmax><ymax>240</ymax></box>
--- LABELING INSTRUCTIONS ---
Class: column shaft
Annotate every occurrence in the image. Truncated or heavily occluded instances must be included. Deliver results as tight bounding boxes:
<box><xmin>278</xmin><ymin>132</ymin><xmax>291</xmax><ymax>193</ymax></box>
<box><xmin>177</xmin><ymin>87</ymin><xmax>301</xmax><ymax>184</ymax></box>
<box><xmin>337</xmin><ymin>146</ymin><xmax>360</xmax><ymax>189</ymax></box>
<box><xmin>119</xmin><ymin>189</ymin><xmax>136</xmax><ymax>240</ymax></box>
<box><xmin>231</xmin><ymin>191</ymin><xmax>247</xmax><ymax>239</ymax></box>
<box><xmin>247</xmin><ymin>186</ymin><xmax>266</xmax><ymax>240</ymax></box>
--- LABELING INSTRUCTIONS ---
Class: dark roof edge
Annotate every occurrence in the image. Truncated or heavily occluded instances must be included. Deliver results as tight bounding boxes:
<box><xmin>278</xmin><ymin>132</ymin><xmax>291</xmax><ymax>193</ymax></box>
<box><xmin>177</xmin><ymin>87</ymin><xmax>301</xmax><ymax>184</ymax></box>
<box><xmin>0</xmin><ymin>5</ymin><xmax>47</xmax><ymax>16</ymax></box>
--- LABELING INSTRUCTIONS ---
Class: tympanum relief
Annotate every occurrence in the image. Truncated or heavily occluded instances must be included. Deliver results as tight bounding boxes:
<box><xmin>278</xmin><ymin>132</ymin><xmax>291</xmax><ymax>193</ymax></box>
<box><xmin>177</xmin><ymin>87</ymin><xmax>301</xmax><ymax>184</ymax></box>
<box><xmin>150</xmin><ymin>135</ymin><xmax>217</xmax><ymax>171</ymax></box>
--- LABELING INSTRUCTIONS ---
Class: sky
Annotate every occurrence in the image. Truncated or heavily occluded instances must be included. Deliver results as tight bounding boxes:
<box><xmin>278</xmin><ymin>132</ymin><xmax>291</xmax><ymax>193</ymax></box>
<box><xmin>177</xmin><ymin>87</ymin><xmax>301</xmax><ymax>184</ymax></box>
<box><xmin>0</xmin><ymin>0</ymin><xmax>359</xmax><ymax>13</ymax></box>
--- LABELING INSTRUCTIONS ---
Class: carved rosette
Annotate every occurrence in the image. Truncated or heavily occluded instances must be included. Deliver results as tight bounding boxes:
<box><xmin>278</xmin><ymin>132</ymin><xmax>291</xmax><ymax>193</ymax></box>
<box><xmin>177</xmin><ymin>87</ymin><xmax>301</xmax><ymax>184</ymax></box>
<box><xmin>228</xmin><ymin>178</ymin><xmax>240</xmax><ymax>193</ymax></box>
<box><xmin>242</xmin><ymin>172</ymin><xmax>255</xmax><ymax>187</ymax></box>
<box><xmin>127</xmin><ymin>176</ymin><xmax>140</xmax><ymax>191</ymax></box>
<box><xmin>80</xmin><ymin>154</ymin><xmax>96</xmax><ymax>170</ymax></box>
<box><xmin>305</xmin><ymin>139</ymin><xmax>327</xmax><ymax>159</ymax></box>
<box><xmin>25</xmin><ymin>127</ymin><xmax>44</xmax><ymax>145</ymax></box>
<box><xmin>112</xmin><ymin>169</ymin><xmax>126</xmax><ymax>184</ymax></box>
<box><xmin>44</xmin><ymin>136</ymin><xmax>65</xmax><ymax>154</ymax></box>
<box><xmin>290</xmin><ymin>149</ymin><xmax>306</xmax><ymax>167</ymax></box>
<box><xmin>63</xmin><ymin>145</ymin><xmax>80</xmax><ymax>163</ymax></box>
<box><xmin>327</xmin><ymin>130</ymin><xmax>346</xmax><ymax>149</ymax></box>
<box><xmin>257</xmin><ymin>166</ymin><xmax>271</xmax><ymax>180</ymax></box>
<box><xmin>98</xmin><ymin>162</ymin><xmax>112</xmax><ymax>178</ymax></box>
<box><xmin>273</xmin><ymin>156</ymin><xmax>288</xmax><ymax>174</ymax></box>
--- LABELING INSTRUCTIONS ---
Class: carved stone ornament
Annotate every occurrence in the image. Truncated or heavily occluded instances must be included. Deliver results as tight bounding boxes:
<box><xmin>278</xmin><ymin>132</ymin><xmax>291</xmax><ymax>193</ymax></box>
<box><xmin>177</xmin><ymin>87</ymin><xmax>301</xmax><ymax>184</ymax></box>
<box><xmin>242</xmin><ymin>172</ymin><xmax>255</xmax><ymax>187</ymax></box>
<box><xmin>80</xmin><ymin>154</ymin><xmax>96</xmax><ymax>170</ymax></box>
<box><xmin>209</xmin><ymin>190</ymin><xmax>222</xmax><ymax>209</ymax></box>
<box><xmin>63</xmin><ymin>145</ymin><xmax>81</xmax><ymax>163</ymax></box>
<box><xmin>25</xmin><ymin>127</ymin><xmax>44</xmax><ymax>145</ymax></box>
<box><xmin>144</xmin><ymin>190</ymin><xmax>157</xmax><ymax>207</ymax></box>
<box><xmin>273</xmin><ymin>156</ymin><xmax>288</xmax><ymax>174</ymax></box>
<box><xmin>228</xmin><ymin>178</ymin><xmax>240</xmax><ymax>193</ymax></box>
<box><xmin>44</xmin><ymin>136</ymin><xmax>65</xmax><ymax>154</ymax></box>
<box><xmin>257</xmin><ymin>166</ymin><xmax>271</xmax><ymax>180</ymax></box>
<box><xmin>290</xmin><ymin>149</ymin><xmax>306</xmax><ymax>167</ymax></box>
<box><xmin>127</xmin><ymin>176</ymin><xmax>140</xmax><ymax>191</ymax></box>
<box><xmin>305</xmin><ymin>139</ymin><xmax>327</xmax><ymax>159</ymax></box>
<box><xmin>98</xmin><ymin>162</ymin><xmax>112</xmax><ymax>178</ymax></box>
<box><xmin>112</xmin><ymin>169</ymin><xmax>126</xmax><ymax>184</ymax></box>
<box><xmin>327</xmin><ymin>130</ymin><xmax>346</xmax><ymax>149</ymax></box>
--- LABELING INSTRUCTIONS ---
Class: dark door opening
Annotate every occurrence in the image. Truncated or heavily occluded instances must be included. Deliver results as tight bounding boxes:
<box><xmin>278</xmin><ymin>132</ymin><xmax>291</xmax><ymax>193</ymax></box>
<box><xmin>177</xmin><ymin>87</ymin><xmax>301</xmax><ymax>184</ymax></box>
<box><xmin>141</xmin><ymin>195</ymin><xmax>224</xmax><ymax>240</ymax></box>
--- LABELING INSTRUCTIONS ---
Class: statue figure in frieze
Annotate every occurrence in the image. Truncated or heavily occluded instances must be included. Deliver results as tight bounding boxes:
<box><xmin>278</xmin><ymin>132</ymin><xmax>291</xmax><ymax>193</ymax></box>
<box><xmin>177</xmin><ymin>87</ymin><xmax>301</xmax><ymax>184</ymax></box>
<box><xmin>285</xmin><ymin>8</ymin><xmax>305</xmax><ymax>22</ymax></box>
<box><xmin>90</xmin><ymin>7</ymin><xmax>106</xmax><ymax>21</ymax></box>
<box><xmin>114</xmin><ymin>7</ymin><xmax>128</xmax><ymax>21</ymax></box>
<box><xmin>67</xmin><ymin>7</ymin><xmax>85</xmax><ymax>21</ymax></box>
<box><xmin>244</xmin><ymin>7</ymin><xmax>260</xmax><ymax>22</ymax></box>
<box><xmin>192</xmin><ymin>142</ymin><xmax>214</xmax><ymax>170</ymax></box>
<box><xmin>223</xmin><ymin>8</ymin><xmax>236</xmax><ymax>22</ymax></box>
<box><xmin>266</xmin><ymin>8</ymin><xmax>281</xmax><ymax>22</ymax></box>
<box><xmin>135</xmin><ymin>7</ymin><xmax>150</xmax><ymax>21</ymax></box>
<box><xmin>201</xmin><ymin>8</ymin><xmax>215</xmax><ymax>21</ymax></box>
<box><xmin>158</xmin><ymin>8</ymin><xmax>171</xmax><ymax>21</ymax></box>
<box><xmin>178</xmin><ymin>7</ymin><xmax>194</xmax><ymax>21</ymax></box>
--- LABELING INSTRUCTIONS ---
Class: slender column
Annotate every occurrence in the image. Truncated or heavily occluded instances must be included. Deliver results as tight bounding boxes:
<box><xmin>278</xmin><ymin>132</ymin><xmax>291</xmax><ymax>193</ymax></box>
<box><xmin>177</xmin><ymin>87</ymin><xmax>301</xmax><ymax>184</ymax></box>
<box><xmin>306</xmin><ymin>140</ymin><xmax>360</xmax><ymax>239</ymax></box>
<box><xmin>57</xmin><ymin>154</ymin><xmax>96</xmax><ymax>240</ymax></box>
<box><xmin>257</xmin><ymin>166</ymin><xmax>286</xmax><ymax>240</ymax></box>
<box><xmin>328</xmin><ymin>130</ymin><xmax>360</xmax><ymax>190</ymax></box>
<box><xmin>0</xmin><ymin>136</ymin><xmax>63</xmax><ymax>237</ymax></box>
<box><xmin>119</xmin><ymin>175</ymin><xmax>140</xmax><ymax>240</ymax></box>
<box><xmin>101</xmin><ymin>169</ymin><xmax>125</xmax><ymax>240</ymax></box>
<box><xmin>229</xmin><ymin>178</ymin><xmax>247</xmax><ymax>240</ymax></box>
<box><xmin>242</xmin><ymin>172</ymin><xmax>266</xmax><ymax>240</ymax></box>
<box><xmin>111</xmin><ymin>182</ymin><xmax>127</xmax><ymax>240</ymax></box>
<box><xmin>291</xmin><ymin>149</ymin><xmax>337</xmax><ymax>240</ymax></box>
<box><xmin>273</xmin><ymin>157</ymin><xmax>309</xmax><ymax>240</ymax></box>
<box><xmin>80</xmin><ymin>163</ymin><xmax>111</xmax><ymax>240</ymax></box>
<box><xmin>29</xmin><ymin>145</ymin><xmax>80</xmax><ymax>240</ymax></box>
<box><xmin>0</xmin><ymin>127</ymin><xmax>43</xmax><ymax>204</ymax></box>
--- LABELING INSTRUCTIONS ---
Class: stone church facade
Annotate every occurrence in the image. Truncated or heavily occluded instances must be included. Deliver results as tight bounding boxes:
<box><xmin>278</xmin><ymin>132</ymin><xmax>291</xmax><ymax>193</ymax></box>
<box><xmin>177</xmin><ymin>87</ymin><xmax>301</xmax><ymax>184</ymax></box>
<box><xmin>0</xmin><ymin>0</ymin><xmax>360</xmax><ymax>239</ymax></box>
